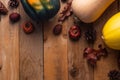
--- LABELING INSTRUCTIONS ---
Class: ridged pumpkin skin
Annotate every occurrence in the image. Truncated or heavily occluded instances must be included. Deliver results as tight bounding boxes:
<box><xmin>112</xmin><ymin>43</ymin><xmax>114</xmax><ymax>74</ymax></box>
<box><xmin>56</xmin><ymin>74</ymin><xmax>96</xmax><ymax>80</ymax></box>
<box><xmin>71</xmin><ymin>0</ymin><xmax>115</xmax><ymax>23</ymax></box>
<box><xmin>102</xmin><ymin>12</ymin><xmax>120</xmax><ymax>50</ymax></box>
<box><xmin>21</xmin><ymin>0</ymin><xmax>60</xmax><ymax>21</ymax></box>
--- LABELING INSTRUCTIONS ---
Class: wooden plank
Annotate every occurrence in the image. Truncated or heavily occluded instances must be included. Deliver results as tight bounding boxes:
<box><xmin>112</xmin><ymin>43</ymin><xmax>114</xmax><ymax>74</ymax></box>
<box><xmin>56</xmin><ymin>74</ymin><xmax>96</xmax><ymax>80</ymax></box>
<box><xmin>0</xmin><ymin>1</ymin><xmax>119</xmax><ymax>80</ymax></box>
<box><xmin>43</xmin><ymin>2</ymin><xmax>68</xmax><ymax>80</ymax></box>
<box><xmin>0</xmin><ymin>0</ymin><xmax>19</xmax><ymax>80</ymax></box>
<box><xmin>67</xmin><ymin>17</ymin><xmax>94</xmax><ymax>80</ymax></box>
<box><xmin>93</xmin><ymin>1</ymin><xmax>119</xmax><ymax>80</ymax></box>
<box><xmin>19</xmin><ymin>3</ymin><xmax>43</xmax><ymax>80</ymax></box>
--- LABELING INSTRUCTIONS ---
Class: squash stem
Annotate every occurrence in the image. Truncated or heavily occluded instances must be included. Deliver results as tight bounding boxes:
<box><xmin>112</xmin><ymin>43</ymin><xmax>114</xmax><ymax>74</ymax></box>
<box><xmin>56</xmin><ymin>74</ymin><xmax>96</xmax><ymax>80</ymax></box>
<box><xmin>101</xmin><ymin>36</ymin><xmax>104</xmax><ymax>40</ymax></box>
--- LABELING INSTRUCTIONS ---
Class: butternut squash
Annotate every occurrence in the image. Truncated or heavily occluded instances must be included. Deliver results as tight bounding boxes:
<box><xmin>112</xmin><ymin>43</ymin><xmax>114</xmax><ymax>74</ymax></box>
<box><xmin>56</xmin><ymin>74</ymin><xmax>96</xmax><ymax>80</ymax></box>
<box><xmin>71</xmin><ymin>0</ymin><xmax>115</xmax><ymax>23</ymax></box>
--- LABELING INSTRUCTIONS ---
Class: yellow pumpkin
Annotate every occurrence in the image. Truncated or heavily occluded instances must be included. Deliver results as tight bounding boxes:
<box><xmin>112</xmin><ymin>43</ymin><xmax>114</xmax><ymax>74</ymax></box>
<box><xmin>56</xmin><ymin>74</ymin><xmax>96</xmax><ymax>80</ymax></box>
<box><xmin>102</xmin><ymin>12</ymin><xmax>120</xmax><ymax>50</ymax></box>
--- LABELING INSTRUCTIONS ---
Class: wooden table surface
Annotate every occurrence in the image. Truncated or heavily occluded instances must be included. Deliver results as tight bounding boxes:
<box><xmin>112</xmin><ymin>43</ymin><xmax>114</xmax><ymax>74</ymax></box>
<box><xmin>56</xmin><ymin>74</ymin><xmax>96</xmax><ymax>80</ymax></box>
<box><xmin>0</xmin><ymin>0</ymin><xmax>120</xmax><ymax>80</ymax></box>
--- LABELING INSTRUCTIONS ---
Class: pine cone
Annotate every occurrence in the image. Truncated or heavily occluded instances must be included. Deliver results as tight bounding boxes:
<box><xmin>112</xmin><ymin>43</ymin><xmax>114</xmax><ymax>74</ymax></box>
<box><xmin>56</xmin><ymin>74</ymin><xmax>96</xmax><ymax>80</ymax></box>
<box><xmin>85</xmin><ymin>28</ymin><xmax>96</xmax><ymax>44</ymax></box>
<box><xmin>108</xmin><ymin>70</ymin><xmax>120</xmax><ymax>80</ymax></box>
<box><xmin>8</xmin><ymin>0</ymin><xmax>19</xmax><ymax>8</ymax></box>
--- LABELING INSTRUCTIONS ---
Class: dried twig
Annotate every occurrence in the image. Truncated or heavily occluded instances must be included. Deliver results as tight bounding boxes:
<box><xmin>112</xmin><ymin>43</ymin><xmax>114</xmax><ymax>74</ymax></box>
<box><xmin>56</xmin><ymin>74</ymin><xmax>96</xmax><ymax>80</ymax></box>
<box><xmin>58</xmin><ymin>2</ymin><xmax>73</xmax><ymax>23</ymax></box>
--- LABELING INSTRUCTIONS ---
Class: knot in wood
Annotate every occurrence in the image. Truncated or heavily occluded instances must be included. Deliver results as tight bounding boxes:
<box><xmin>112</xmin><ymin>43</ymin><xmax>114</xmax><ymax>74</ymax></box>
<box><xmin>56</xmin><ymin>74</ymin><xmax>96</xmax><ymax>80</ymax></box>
<box><xmin>70</xmin><ymin>67</ymin><xmax>79</xmax><ymax>78</ymax></box>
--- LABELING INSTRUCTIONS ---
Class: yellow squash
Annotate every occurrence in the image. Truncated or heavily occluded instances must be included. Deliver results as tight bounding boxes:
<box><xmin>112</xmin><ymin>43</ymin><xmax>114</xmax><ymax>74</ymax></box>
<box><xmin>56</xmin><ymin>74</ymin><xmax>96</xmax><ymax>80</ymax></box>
<box><xmin>71</xmin><ymin>0</ymin><xmax>115</xmax><ymax>23</ymax></box>
<box><xmin>102</xmin><ymin>12</ymin><xmax>120</xmax><ymax>50</ymax></box>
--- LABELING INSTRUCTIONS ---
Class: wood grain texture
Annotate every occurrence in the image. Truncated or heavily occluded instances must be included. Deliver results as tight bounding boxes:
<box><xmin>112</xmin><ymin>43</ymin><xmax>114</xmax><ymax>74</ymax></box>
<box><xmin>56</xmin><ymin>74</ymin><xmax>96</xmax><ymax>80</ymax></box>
<box><xmin>19</xmin><ymin>3</ymin><xmax>43</xmax><ymax>80</ymax></box>
<box><xmin>67</xmin><ymin>17</ymin><xmax>94</xmax><ymax>80</ymax></box>
<box><xmin>0</xmin><ymin>0</ymin><xmax>120</xmax><ymax>80</ymax></box>
<box><xmin>43</xmin><ymin>2</ymin><xmax>68</xmax><ymax>80</ymax></box>
<box><xmin>0</xmin><ymin>0</ymin><xmax>19</xmax><ymax>80</ymax></box>
<box><xmin>93</xmin><ymin>1</ymin><xmax>119</xmax><ymax>80</ymax></box>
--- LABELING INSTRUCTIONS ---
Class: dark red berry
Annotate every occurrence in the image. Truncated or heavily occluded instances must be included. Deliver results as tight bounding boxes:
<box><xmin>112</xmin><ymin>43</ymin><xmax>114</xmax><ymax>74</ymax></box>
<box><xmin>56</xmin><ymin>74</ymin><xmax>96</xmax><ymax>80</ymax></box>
<box><xmin>53</xmin><ymin>24</ymin><xmax>62</xmax><ymax>35</ymax></box>
<box><xmin>69</xmin><ymin>25</ymin><xmax>81</xmax><ymax>41</ymax></box>
<box><xmin>9</xmin><ymin>12</ymin><xmax>20</xmax><ymax>23</ymax></box>
<box><xmin>22</xmin><ymin>21</ymin><xmax>35</xmax><ymax>34</ymax></box>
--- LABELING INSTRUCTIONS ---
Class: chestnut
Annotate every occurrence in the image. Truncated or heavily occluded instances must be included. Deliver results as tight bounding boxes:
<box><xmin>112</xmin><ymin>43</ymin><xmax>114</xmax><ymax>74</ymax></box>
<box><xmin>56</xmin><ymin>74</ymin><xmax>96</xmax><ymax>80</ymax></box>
<box><xmin>53</xmin><ymin>24</ymin><xmax>62</xmax><ymax>35</ymax></box>
<box><xmin>69</xmin><ymin>25</ymin><xmax>81</xmax><ymax>41</ymax></box>
<box><xmin>9</xmin><ymin>12</ymin><xmax>20</xmax><ymax>23</ymax></box>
